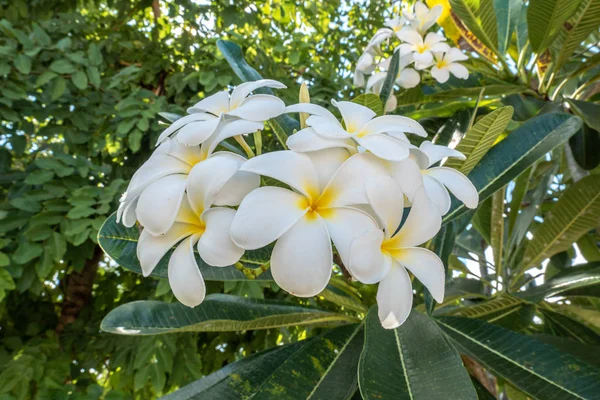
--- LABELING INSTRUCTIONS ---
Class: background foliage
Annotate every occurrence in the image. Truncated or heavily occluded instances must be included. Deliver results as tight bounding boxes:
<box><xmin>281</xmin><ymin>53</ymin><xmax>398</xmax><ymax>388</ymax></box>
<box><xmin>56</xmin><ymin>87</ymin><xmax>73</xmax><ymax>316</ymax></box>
<box><xmin>1</xmin><ymin>0</ymin><xmax>600</xmax><ymax>399</ymax></box>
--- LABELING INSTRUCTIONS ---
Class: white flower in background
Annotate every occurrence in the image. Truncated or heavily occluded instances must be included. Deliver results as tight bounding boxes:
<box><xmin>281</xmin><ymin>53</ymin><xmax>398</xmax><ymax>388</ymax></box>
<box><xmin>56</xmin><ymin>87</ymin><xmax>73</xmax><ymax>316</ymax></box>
<box><xmin>403</xmin><ymin>2</ymin><xmax>443</xmax><ymax>34</ymax></box>
<box><xmin>116</xmin><ymin>134</ymin><xmax>259</xmax><ymax>236</ymax></box>
<box><xmin>396</xmin><ymin>27</ymin><xmax>450</xmax><ymax>65</ymax></box>
<box><xmin>349</xmin><ymin>177</ymin><xmax>444</xmax><ymax>329</ymax></box>
<box><xmin>230</xmin><ymin>149</ymin><xmax>388</xmax><ymax>297</ymax></box>
<box><xmin>366</xmin><ymin>54</ymin><xmax>421</xmax><ymax>111</ymax></box>
<box><xmin>285</xmin><ymin>100</ymin><xmax>426</xmax><ymax>161</ymax></box>
<box><xmin>425</xmin><ymin>49</ymin><xmax>470</xmax><ymax>83</ymax></box>
<box><xmin>392</xmin><ymin>141</ymin><xmax>478</xmax><ymax>214</ymax></box>
<box><xmin>136</xmin><ymin>155</ymin><xmax>253</xmax><ymax>307</ymax></box>
<box><xmin>155</xmin><ymin>79</ymin><xmax>286</xmax><ymax>146</ymax></box>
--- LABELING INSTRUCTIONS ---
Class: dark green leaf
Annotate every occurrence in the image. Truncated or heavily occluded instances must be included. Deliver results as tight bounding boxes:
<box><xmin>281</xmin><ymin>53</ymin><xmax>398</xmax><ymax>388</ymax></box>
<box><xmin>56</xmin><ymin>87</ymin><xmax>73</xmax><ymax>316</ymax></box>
<box><xmin>527</xmin><ymin>0</ymin><xmax>581</xmax><ymax>53</ymax></box>
<box><xmin>379</xmin><ymin>50</ymin><xmax>399</xmax><ymax>106</ymax></box>
<box><xmin>351</xmin><ymin>93</ymin><xmax>383</xmax><ymax>116</ymax></box>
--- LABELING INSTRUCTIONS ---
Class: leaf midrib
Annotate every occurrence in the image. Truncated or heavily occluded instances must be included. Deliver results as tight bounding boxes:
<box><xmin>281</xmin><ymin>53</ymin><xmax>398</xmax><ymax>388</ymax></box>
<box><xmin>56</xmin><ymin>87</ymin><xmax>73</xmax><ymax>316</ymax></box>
<box><xmin>394</xmin><ymin>328</ymin><xmax>414</xmax><ymax>400</ymax></box>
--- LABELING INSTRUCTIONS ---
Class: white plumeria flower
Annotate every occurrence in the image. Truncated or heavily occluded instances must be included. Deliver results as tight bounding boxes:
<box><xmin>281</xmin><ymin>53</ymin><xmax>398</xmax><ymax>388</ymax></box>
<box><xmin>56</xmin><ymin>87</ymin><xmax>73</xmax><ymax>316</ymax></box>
<box><xmin>366</xmin><ymin>54</ymin><xmax>421</xmax><ymax>112</ymax></box>
<box><xmin>349</xmin><ymin>176</ymin><xmax>444</xmax><ymax>329</ymax></box>
<box><xmin>403</xmin><ymin>2</ymin><xmax>443</xmax><ymax>34</ymax></box>
<box><xmin>136</xmin><ymin>156</ymin><xmax>252</xmax><ymax>307</ymax></box>
<box><xmin>230</xmin><ymin>149</ymin><xmax>389</xmax><ymax>297</ymax></box>
<box><xmin>428</xmin><ymin>49</ymin><xmax>469</xmax><ymax>83</ymax></box>
<box><xmin>396</xmin><ymin>27</ymin><xmax>450</xmax><ymax>65</ymax></box>
<box><xmin>391</xmin><ymin>141</ymin><xmax>478</xmax><ymax>214</ymax></box>
<box><xmin>116</xmin><ymin>134</ymin><xmax>259</xmax><ymax>236</ymax></box>
<box><xmin>155</xmin><ymin>79</ymin><xmax>286</xmax><ymax>146</ymax></box>
<box><xmin>285</xmin><ymin>100</ymin><xmax>426</xmax><ymax>161</ymax></box>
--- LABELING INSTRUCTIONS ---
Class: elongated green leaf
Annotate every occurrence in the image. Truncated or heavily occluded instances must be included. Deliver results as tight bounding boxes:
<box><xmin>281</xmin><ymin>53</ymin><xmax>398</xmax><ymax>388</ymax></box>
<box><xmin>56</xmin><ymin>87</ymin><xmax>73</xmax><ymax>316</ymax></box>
<box><xmin>359</xmin><ymin>308</ymin><xmax>477</xmax><ymax>400</ymax></box>
<box><xmin>98</xmin><ymin>212</ymin><xmax>274</xmax><ymax>281</ymax></box>
<box><xmin>432</xmin><ymin>84</ymin><xmax>530</xmax><ymax>99</ymax></box>
<box><xmin>437</xmin><ymin>316</ymin><xmax>600</xmax><ymax>399</ymax></box>
<box><xmin>445</xmin><ymin>106</ymin><xmax>514</xmax><ymax>174</ymax></box>
<box><xmin>519</xmin><ymin>262</ymin><xmax>600</xmax><ymax>302</ymax></box>
<box><xmin>450</xmin><ymin>0</ymin><xmax>499</xmax><ymax>55</ymax></box>
<box><xmin>443</xmin><ymin>113</ymin><xmax>582</xmax><ymax>224</ymax></box>
<box><xmin>163</xmin><ymin>324</ymin><xmax>363</xmax><ymax>400</ymax></box>
<box><xmin>550</xmin><ymin>304</ymin><xmax>600</xmax><ymax>334</ymax></box>
<box><xmin>494</xmin><ymin>0</ymin><xmax>521</xmax><ymax>55</ymax></box>
<box><xmin>567</xmin><ymin>98</ymin><xmax>600</xmax><ymax>132</ymax></box>
<box><xmin>491</xmin><ymin>187</ymin><xmax>505</xmax><ymax>275</ymax></box>
<box><xmin>569</xmin><ymin>125</ymin><xmax>600</xmax><ymax>170</ymax></box>
<box><xmin>217</xmin><ymin>40</ymin><xmax>300</xmax><ymax>147</ymax></box>
<box><xmin>527</xmin><ymin>0</ymin><xmax>582</xmax><ymax>53</ymax></box>
<box><xmin>425</xmin><ymin>222</ymin><xmax>457</xmax><ymax>314</ymax></box>
<box><xmin>101</xmin><ymin>294</ymin><xmax>356</xmax><ymax>335</ymax></box>
<box><xmin>553</xmin><ymin>0</ymin><xmax>600</xmax><ymax>72</ymax></box>
<box><xmin>379</xmin><ymin>50</ymin><xmax>399</xmax><ymax>106</ymax></box>
<box><xmin>450</xmin><ymin>294</ymin><xmax>527</xmax><ymax>322</ymax></box>
<box><xmin>520</xmin><ymin>175</ymin><xmax>600</xmax><ymax>273</ymax></box>
<box><xmin>351</xmin><ymin>93</ymin><xmax>383</xmax><ymax>116</ymax></box>
<box><xmin>508</xmin><ymin>167</ymin><xmax>532</xmax><ymax>235</ymax></box>
<box><xmin>541</xmin><ymin>308</ymin><xmax>600</xmax><ymax>345</ymax></box>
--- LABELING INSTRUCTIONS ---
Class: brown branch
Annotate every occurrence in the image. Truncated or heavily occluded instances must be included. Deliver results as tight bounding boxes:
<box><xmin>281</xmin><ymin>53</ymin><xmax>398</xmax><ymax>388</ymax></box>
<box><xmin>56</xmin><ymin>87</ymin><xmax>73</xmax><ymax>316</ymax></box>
<box><xmin>55</xmin><ymin>246</ymin><xmax>103</xmax><ymax>334</ymax></box>
<box><xmin>461</xmin><ymin>355</ymin><xmax>498</xmax><ymax>398</ymax></box>
<box><xmin>151</xmin><ymin>0</ymin><xmax>161</xmax><ymax>23</ymax></box>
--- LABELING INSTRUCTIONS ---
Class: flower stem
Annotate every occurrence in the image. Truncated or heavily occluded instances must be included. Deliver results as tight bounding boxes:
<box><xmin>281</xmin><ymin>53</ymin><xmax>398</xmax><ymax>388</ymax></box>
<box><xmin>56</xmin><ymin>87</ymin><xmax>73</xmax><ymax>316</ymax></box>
<box><xmin>234</xmin><ymin>135</ymin><xmax>255</xmax><ymax>158</ymax></box>
<box><xmin>235</xmin><ymin>261</ymin><xmax>270</xmax><ymax>279</ymax></box>
<box><xmin>253</xmin><ymin>130</ymin><xmax>262</xmax><ymax>156</ymax></box>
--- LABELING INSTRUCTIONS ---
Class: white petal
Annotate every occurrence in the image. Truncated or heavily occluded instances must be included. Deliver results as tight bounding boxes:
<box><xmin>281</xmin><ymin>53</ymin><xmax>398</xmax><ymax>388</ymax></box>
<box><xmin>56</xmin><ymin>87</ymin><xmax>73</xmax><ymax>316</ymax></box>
<box><xmin>240</xmin><ymin>150</ymin><xmax>319</xmax><ymax>199</ymax></box>
<box><xmin>420</xmin><ymin>141</ymin><xmax>465</xmax><ymax>166</ymax></box>
<box><xmin>396</xmin><ymin>247</ymin><xmax>445</xmax><ymax>303</ymax></box>
<box><xmin>136</xmin><ymin>174</ymin><xmax>187</xmax><ymax>236</ymax></box>
<box><xmin>414</xmin><ymin>2</ymin><xmax>429</xmax><ymax>19</ymax></box>
<box><xmin>445</xmin><ymin>48</ymin><xmax>469</xmax><ymax>63</ymax></box>
<box><xmin>354</xmin><ymin>70</ymin><xmax>365</xmax><ymax>87</ymax></box>
<box><xmin>366</xmin><ymin>72</ymin><xmax>386</xmax><ymax>92</ymax></box>
<box><xmin>186</xmin><ymin>153</ymin><xmax>241</xmax><ymax>214</ymax></box>
<box><xmin>321</xmin><ymin>152</ymin><xmax>389</xmax><ymax>207</ymax></box>
<box><xmin>197</xmin><ymin>208</ymin><xmax>244</xmax><ymax>267</ymax></box>
<box><xmin>356</xmin><ymin>133</ymin><xmax>410</xmax><ymax>161</ymax></box>
<box><xmin>168</xmin><ymin>235</ymin><xmax>205</xmax><ymax>307</ymax></box>
<box><xmin>324</xmin><ymin>206</ymin><xmax>379</xmax><ymax>267</ymax></box>
<box><xmin>208</xmin><ymin>152</ymin><xmax>259</xmax><ymax>206</ymax></box>
<box><xmin>137</xmin><ymin>223</ymin><xmax>196</xmax><ymax>276</ymax></box>
<box><xmin>413</xmin><ymin>51</ymin><xmax>433</xmax><ymax>65</ymax></box>
<box><xmin>397</xmin><ymin>68</ymin><xmax>420</xmax><ymax>89</ymax></box>
<box><xmin>359</xmin><ymin>115</ymin><xmax>427</xmax><ymax>137</ymax></box>
<box><xmin>118</xmin><ymin>197</ymin><xmax>138</xmax><ymax>227</ymax></box>
<box><xmin>397</xmin><ymin>27</ymin><xmax>423</xmax><ymax>45</ymax></box>
<box><xmin>284</xmin><ymin>103</ymin><xmax>339</xmax><ymax>121</ymax></box>
<box><xmin>387</xmin><ymin>131</ymin><xmax>411</xmax><ymax>144</ymax></box>
<box><xmin>389</xmin><ymin>157</ymin><xmax>424</xmax><ymax>204</ymax></box>
<box><xmin>228</xmin><ymin>94</ymin><xmax>285</xmax><ymax>122</ymax></box>
<box><xmin>286</xmin><ymin>127</ymin><xmax>356</xmax><ymax>153</ymax></box>
<box><xmin>366</xmin><ymin>176</ymin><xmax>404</xmax><ymax>235</ymax></box>
<box><xmin>271</xmin><ymin>215</ymin><xmax>332</xmax><ymax>297</ymax></box>
<box><xmin>200</xmin><ymin>119</ymin><xmax>265</xmax><ymax>158</ymax></box>
<box><xmin>430</xmin><ymin>42</ymin><xmax>451</xmax><ymax>52</ymax></box>
<box><xmin>357</xmin><ymin>52</ymin><xmax>374</xmax><ymax>70</ymax></box>
<box><xmin>398</xmin><ymin>53</ymin><xmax>415</xmax><ymax>69</ymax></box>
<box><xmin>448</xmin><ymin>63</ymin><xmax>469</xmax><ymax>80</ymax></box>
<box><xmin>229</xmin><ymin>79</ymin><xmax>286</xmax><ymax>109</ymax></box>
<box><xmin>394</xmin><ymin>188</ymin><xmax>441</xmax><ymax>247</ymax></box>
<box><xmin>161</xmin><ymin>139</ymin><xmax>203</xmax><ymax>165</ymax></box>
<box><xmin>307</xmin><ymin>115</ymin><xmax>351</xmax><ymax>139</ymax></box>
<box><xmin>409</xmin><ymin>148</ymin><xmax>430</xmax><ymax>169</ymax></box>
<box><xmin>157</xmin><ymin>113</ymin><xmax>218</xmax><ymax>145</ymax></box>
<box><xmin>385</xmin><ymin>94</ymin><xmax>397</xmax><ymax>112</ymax></box>
<box><xmin>377</xmin><ymin>262</ymin><xmax>413</xmax><ymax>329</ymax></box>
<box><xmin>397</xmin><ymin>43</ymin><xmax>415</xmax><ymax>57</ymax></box>
<box><xmin>348</xmin><ymin>229</ymin><xmax>392</xmax><ymax>284</ymax></box>
<box><xmin>306</xmin><ymin>148</ymin><xmax>351</xmax><ymax>191</ymax></box>
<box><xmin>424</xmin><ymin>32</ymin><xmax>446</xmax><ymax>46</ymax></box>
<box><xmin>332</xmin><ymin>100</ymin><xmax>376</xmax><ymax>133</ymax></box>
<box><xmin>187</xmin><ymin>91</ymin><xmax>230</xmax><ymax>115</ymax></box>
<box><xmin>431</xmin><ymin>66</ymin><xmax>450</xmax><ymax>83</ymax></box>
<box><xmin>176</xmin><ymin>119</ymin><xmax>221</xmax><ymax>146</ymax></box>
<box><xmin>427</xmin><ymin>167</ymin><xmax>479</xmax><ymax>209</ymax></box>
<box><xmin>230</xmin><ymin>187</ymin><xmax>307</xmax><ymax>250</ymax></box>
<box><xmin>423</xmin><ymin>174</ymin><xmax>451</xmax><ymax>215</ymax></box>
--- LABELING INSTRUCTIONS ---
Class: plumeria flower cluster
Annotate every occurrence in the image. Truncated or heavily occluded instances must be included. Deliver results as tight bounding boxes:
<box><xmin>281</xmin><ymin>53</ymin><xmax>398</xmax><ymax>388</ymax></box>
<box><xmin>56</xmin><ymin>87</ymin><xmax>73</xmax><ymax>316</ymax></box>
<box><xmin>354</xmin><ymin>1</ymin><xmax>469</xmax><ymax>112</ymax></box>
<box><xmin>117</xmin><ymin>79</ymin><xmax>478</xmax><ymax>329</ymax></box>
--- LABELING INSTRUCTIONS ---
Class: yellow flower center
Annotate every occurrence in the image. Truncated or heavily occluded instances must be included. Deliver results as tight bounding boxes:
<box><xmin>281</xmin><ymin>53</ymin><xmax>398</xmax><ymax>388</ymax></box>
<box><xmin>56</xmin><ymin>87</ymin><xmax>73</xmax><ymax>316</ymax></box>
<box><xmin>381</xmin><ymin>236</ymin><xmax>403</xmax><ymax>258</ymax></box>
<box><xmin>416</xmin><ymin>44</ymin><xmax>428</xmax><ymax>54</ymax></box>
<box><xmin>297</xmin><ymin>185</ymin><xmax>338</xmax><ymax>220</ymax></box>
<box><xmin>436</xmin><ymin>59</ymin><xmax>448</xmax><ymax>69</ymax></box>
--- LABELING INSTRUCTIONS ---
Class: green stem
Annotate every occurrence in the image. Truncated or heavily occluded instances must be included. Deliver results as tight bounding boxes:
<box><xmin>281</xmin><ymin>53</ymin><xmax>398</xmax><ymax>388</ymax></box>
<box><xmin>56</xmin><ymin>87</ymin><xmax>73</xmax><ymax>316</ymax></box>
<box><xmin>235</xmin><ymin>262</ymin><xmax>270</xmax><ymax>279</ymax></box>
<box><xmin>253</xmin><ymin>130</ymin><xmax>262</xmax><ymax>156</ymax></box>
<box><xmin>234</xmin><ymin>135</ymin><xmax>255</xmax><ymax>158</ymax></box>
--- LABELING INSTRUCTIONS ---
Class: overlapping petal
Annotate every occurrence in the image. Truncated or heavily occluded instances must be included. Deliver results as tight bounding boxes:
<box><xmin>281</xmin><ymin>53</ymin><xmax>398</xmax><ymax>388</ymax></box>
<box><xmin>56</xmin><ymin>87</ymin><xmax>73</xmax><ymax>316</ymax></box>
<box><xmin>377</xmin><ymin>262</ymin><xmax>413</xmax><ymax>329</ymax></box>
<box><xmin>197</xmin><ymin>208</ymin><xmax>244</xmax><ymax>267</ymax></box>
<box><xmin>136</xmin><ymin>174</ymin><xmax>187</xmax><ymax>236</ymax></box>
<box><xmin>426</xmin><ymin>167</ymin><xmax>479</xmax><ymax>209</ymax></box>
<box><xmin>168</xmin><ymin>235</ymin><xmax>206</xmax><ymax>307</ymax></box>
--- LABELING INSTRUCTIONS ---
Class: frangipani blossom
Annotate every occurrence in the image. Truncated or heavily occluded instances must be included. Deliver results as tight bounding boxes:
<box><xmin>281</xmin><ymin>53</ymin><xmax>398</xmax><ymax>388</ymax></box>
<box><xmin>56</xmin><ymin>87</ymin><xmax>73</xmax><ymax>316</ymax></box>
<box><xmin>349</xmin><ymin>177</ymin><xmax>444</xmax><ymax>329</ymax></box>
<box><xmin>403</xmin><ymin>2</ymin><xmax>443</xmax><ymax>34</ymax></box>
<box><xmin>156</xmin><ymin>79</ymin><xmax>286</xmax><ymax>146</ymax></box>
<box><xmin>136</xmin><ymin>155</ymin><xmax>252</xmax><ymax>307</ymax></box>
<box><xmin>366</xmin><ymin>54</ymin><xmax>420</xmax><ymax>111</ymax></box>
<box><xmin>116</xmin><ymin>134</ymin><xmax>259</xmax><ymax>236</ymax></box>
<box><xmin>396</xmin><ymin>27</ymin><xmax>449</xmax><ymax>65</ymax></box>
<box><xmin>285</xmin><ymin>100</ymin><xmax>426</xmax><ymax>161</ymax></box>
<box><xmin>230</xmin><ymin>149</ymin><xmax>388</xmax><ymax>297</ymax></box>
<box><xmin>392</xmin><ymin>141</ymin><xmax>478</xmax><ymax>214</ymax></box>
<box><xmin>428</xmin><ymin>49</ymin><xmax>469</xmax><ymax>83</ymax></box>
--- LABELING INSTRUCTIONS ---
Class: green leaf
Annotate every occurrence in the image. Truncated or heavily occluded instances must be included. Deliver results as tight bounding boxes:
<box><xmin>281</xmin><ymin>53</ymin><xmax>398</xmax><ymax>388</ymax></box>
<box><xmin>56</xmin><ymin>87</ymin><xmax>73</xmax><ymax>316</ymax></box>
<box><xmin>437</xmin><ymin>316</ymin><xmax>600</xmax><ymax>399</ymax></box>
<box><xmin>446</xmin><ymin>106</ymin><xmax>513</xmax><ymax>174</ymax></box>
<box><xmin>14</xmin><ymin>54</ymin><xmax>31</xmax><ymax>74</ymax></box>
<box><xmin>449</xmin><ymin>294</ymin><xmax>526</xmax><ymax>322</ymax></box>
<box><xmin>71</xmin><ymin>70</ymin><xmax>88</xmax><ymax>90</ymax></box>
<box><xmin>520</xmin><ymin>175</ymin><xmax>600</xmax><ymax>274</ymax></box>
<box><xmin>490</xmin><ymin>187</ymin><xmax>505</xmax><ymax>275</ymax></box>
<box><xmin>527</xmin><ymin>0</ymin><xmax>582</xmax><ymax>53</ymax></box>
<box><xmin>24</xmin><ymin>169</ymin><xmax>54</xmax><ymax>185</ymax></box>
<box><xmin>98</xmin><ymin>212</ymin><xmax>274</xmax><ymax>281</ymax></box>
<box><xmin>351</xmin><ymin>93</ymin><xmax>383</xmax><ymax>116</ymax></box>
<box><xmin>67</xmin><ymin>206</ymin><xmax>96</xmax><ymax>219</ymax></box>
<box><xmin>0</xmin><ymin>268</ymin><xmax>15</xmax><ymax>290</ymax></box>
<box><xmin>51</xmin><ymin>77</ymin><xmax>67</xmax><ymax>101</ymax></box>
<box><xmin>162</xmin><ymin>324</ymin><xmax>362</xmax><ymax>400</ymax></box>
<box><xmin>443</xmin><ymin>113</ymin><xmax>582</xmax><ymax>224</ymax></box>
<box><xmin>49</xmin><ymin>232</ymin><xmax>66</xmax><ymax>263</ymax></box>
<box><xmin>49</xmin><ymin>59</ymin><xmax>76</xmax><ymax>74</ymax></box>
<box><xmin>0</xmin><ymin>253</ymin><xmax>9</xmax><ymax>267</ymax></box>
<box><xmin>378</xmin><ymin>50</ymin><xmax>400</xmax><ymax>106</ymax></box>
<box><xmin>12</xmin><ymin>242</ymin><xmax>43</xmax><ymax>264</ymax></box>
<box><xmin>494</xmin><ymin>0</ymin><xmax>521</xmax><ymax>55</ymax></box>
<box><xmin>449</xmin><ymin>0</ymin><xmax>499</xmax><ymax>55</ymax></box>
<box><xmin>567</xmin><ymin>99</ymin><xmax>600</xmax><ymax>132</ymax></box>
<box><xmin>86</xmin><ymin>66</ymin><xmax>101</xmax><ymax>88</ymax></box>
<box><xmin>519</xmin><ymin>262</ymin><xmax>600</xmax><ymax>302</ymax></box>
<box><xmin>569</xmin><ymin>125</ymin><xmax>600</xmax><ymax>170</ymax></box>
<box><xmin>553</xmin><ymin>0</ymin><xmax>600</xmax><ymax>72</ymax></box>
<box><xmin>101</xmin><ymin>295</ymin><xmax>356</xmax><ymax>335</ymax></box>
<box><xmin>35</xmin><ymin>71</ymin><xmax>57</xmax><ymax>87</ymax></box>
<box><xmin>426</xmin><ymin>222</ymin><xmax>457</xmax><ymax>314</ymax></box>
<box><xmin>358</xmin><ymin>308</ymin><xmax>477</xmax><ymax>400</ymax></box>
